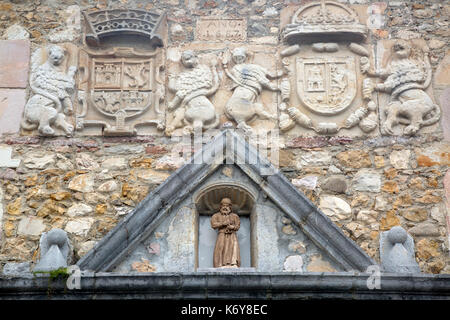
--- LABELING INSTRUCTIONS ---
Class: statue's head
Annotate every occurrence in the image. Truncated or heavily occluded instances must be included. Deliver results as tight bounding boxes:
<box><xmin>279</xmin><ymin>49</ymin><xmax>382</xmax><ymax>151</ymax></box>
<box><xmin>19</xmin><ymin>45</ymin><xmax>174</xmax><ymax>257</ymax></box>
<box><xmin>392</xmin><ymin>41</ymin><xmax>411</xmax><ymax>59</ymax></box>
<box><xmin>232</xmin><ymin>47</ymin><xmax>247</xmax><ymax>64</ymax></box>
<box><xmin>48</xmin><ymin>45</ymin><xmax>65</xmax><ymax>66</ymax></box>
<box><xmin>181</xmin><ymin>50</ymin><xmax>198</xmax><ymax>68</ymax></box>
<box><xmin>219</xmin><ymin>198</ymin><xmax>232</xmax><ymax>214</ymax></box>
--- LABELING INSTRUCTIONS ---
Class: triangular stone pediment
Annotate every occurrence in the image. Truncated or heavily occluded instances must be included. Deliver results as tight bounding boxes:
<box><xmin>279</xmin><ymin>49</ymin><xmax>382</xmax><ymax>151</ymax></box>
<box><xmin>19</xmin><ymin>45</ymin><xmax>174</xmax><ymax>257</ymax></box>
<box><xmin>77</xmin><ymin>130</ymin><xmax>375</xmax><ymax>273</ymax></box>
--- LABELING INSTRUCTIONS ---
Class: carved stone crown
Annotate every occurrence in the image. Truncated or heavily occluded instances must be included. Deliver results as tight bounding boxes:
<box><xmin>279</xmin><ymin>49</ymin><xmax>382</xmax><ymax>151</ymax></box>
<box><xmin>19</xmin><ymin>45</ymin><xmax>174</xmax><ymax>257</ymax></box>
<box><xmin>283</xmin><ymin>0</ymin><xmax>367</xmax><ymax>44</ymax></box>
<box><xmin>83</xmin><ymin>9</ymin><xmax>165</xmax><ymax>46</ymax></box>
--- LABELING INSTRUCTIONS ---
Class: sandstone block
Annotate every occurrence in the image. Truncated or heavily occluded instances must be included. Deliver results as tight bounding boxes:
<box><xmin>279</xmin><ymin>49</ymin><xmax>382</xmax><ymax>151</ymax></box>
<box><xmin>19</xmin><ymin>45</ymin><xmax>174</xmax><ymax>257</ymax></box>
<box><xmin>0</xmin><ymin>40</ymin><xmax>30</xmax><ymax>88</ymax></box>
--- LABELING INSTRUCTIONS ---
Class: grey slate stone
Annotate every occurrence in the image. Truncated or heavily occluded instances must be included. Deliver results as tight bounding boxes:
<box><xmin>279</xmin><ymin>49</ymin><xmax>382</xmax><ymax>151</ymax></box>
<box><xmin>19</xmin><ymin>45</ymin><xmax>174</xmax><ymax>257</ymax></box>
<box><xmin>2</xmin><ymin>262</ymin><xmax>31</xmax><ymax>276</ymax></box>
<box><xmin>380</xmin><ymin>226</ymin><xmax>421</xmax><ymax>273</ymax></box>
<box><xmin>34</xmin><ymin>229</ymin><xmax>70</xmax><ymax>272</ymax></box>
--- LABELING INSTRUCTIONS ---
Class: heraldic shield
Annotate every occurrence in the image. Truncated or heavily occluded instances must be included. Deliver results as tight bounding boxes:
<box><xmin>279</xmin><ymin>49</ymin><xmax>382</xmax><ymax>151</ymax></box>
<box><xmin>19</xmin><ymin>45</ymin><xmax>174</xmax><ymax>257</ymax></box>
<box><xmin>296</xmin><ymin>57</ymin><xmax>356</xmax><ymax>115</ymax></box>
<box><xmin>90</xmin><ymin>58</ymin><xmax>154</xmax><ymax>133</ymax></box>
<box><xmin>77</xmin><ymin>47</ymin><xmax>165</xmax><ymax>136</ymax></box>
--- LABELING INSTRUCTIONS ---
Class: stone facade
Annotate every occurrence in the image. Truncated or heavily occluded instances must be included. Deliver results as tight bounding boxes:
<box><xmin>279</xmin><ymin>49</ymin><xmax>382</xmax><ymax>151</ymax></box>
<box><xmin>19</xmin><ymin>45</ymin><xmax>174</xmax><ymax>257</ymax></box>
<box><xmin>0</xmin><ymin>0</ymin><xmax>449</xmax><ymax>275</ymax></box>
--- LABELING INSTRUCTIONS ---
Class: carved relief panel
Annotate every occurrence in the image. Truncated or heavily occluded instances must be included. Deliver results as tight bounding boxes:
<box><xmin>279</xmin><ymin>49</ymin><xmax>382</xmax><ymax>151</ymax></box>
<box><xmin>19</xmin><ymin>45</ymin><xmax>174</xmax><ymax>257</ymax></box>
<box><xmin>77</xmin><ymin>47</ymin><xmax>165</xmax><ymax>135</ymax></box>
<box><xmin>21</xmin><ymin>44</ymin><xmax>78</xmax><ymax>137</ymax></box>
<box><xmin>369</xmin><ymin>39</ymin><xmax>440</xmax><ymax>136</ymax></box>
<box><xmin>278</xmin><ymin>1</ymin><xmax>378</xmax><ymax>136</ymax></box>
<box><xmin>76</xmin><ymin>9</ymin><xmax>166</xmax><ymax>136</ymax></box>
<box><xmin>165</xmin><ymin>45</ymin><xmax>280</xmax><ymax>136</ymax></box>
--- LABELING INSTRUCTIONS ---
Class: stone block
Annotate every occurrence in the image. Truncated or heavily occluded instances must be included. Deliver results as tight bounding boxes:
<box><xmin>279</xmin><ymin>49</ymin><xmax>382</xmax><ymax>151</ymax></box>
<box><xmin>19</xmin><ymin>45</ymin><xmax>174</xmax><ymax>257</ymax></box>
<box><xmin>435</xmin><ymin>50</ymin><xmax>450</xmax><ymax>86</ymax></box>
<box><xmin>0</xmin><ymin>40</ymin><xmax>30</xmax><ymax>88</ymax></box>
<box><xmin>2</xmin><ymin>262</ymin><xmax>31</xmax><ymax>276</ymax></box>
<box><xmin>0</xmin><ymin>89</ymin><xmax>27</xmax><ymax>134</ymax></box>
<box><xmin>380</xmin><ymin>226</ymin><xmax>421</xmax><ymax>273</ymax></box>
<box><xmin>18</xmin><ymin>217</ymin><xmax>46</xmax><ymax>236</ymax></box>
<box><xmin>439</xmin><ymin>88</ymin><xmax>450</xmax><ymax>141</ymax></box>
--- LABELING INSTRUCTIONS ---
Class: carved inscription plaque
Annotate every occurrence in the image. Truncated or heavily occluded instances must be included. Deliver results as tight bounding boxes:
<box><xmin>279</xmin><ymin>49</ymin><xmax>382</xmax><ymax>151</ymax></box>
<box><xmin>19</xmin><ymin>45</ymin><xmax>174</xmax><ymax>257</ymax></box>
<box><xmin>196</xmin><ymin>18</ymin><xmax>246</xmax><ymax>42</ymax></box>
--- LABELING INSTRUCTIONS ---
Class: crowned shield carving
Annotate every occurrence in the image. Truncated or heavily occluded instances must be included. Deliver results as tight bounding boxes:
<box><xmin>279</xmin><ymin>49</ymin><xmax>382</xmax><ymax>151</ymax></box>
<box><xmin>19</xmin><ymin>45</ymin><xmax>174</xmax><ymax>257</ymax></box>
<box><xmin>277</xmin><ymin>0</ymin><xmax>379</xmax><ymax>136</ymax></box>
<box><xmin>296</xmin><ymin>57</ymin><xmax>356</xmax><ymax>115</ymax></box>
<box><xmin>76</xmin><ymin>9</ymin><xmax>166</xmax><ymax>136</ymax></box>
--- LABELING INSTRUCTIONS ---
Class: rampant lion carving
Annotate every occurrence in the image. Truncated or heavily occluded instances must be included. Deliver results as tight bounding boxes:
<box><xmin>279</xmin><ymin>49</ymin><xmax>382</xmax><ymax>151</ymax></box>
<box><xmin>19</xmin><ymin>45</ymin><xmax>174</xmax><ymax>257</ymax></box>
<box><xmin>366</xmin><ymin>41</ymin><xmax>440</xmax><ymax>136</ymax></box>
<box><xmin>21</xmin><ymin>45</ymin><xmax>76</xmax><ymax>136</ymax></box>
<box><xmin>166</xmin><ymin>50</ymin><xmax>219</xmax><ymax>135</ymax></box>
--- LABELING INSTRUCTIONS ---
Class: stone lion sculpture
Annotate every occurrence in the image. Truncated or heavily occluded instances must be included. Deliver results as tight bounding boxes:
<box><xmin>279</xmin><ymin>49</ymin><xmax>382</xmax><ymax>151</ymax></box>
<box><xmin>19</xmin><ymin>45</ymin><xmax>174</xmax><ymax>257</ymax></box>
<box><xmin>366</xmin><ymin>41</ymin><xmax>440</xmax><ymax>136</ymax></box>
<box><xmin>21</xmin><ymin>45</ymin><xmax>76</xmax><ymax>136</ymax></box>
<box><xmin>166</xmin><ymin>50</ymin><xmax>219</xmax><ymax>135</ymax></box>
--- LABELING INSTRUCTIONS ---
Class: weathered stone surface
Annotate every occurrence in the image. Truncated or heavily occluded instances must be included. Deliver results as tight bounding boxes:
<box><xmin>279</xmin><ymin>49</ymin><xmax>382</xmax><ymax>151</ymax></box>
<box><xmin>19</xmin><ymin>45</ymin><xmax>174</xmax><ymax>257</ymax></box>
<box><xmin>291</xmin><ymin>176</ymin><xmax>317</xmax><ymax>190</ymax></box>
<box><xmin>401</xmin><ymin>208</ymin><xmax>428</xmax><ymax>222</ymax></box>
<box><xmin>283</xmin><ymin>255</ymin><xmax>303</xmax><ymax>272</ymax></box>
<box><xmin>131</xmin><ymin>258</ymin><xmax>156</xmax><ymax>272</ymax></box>
<box><xmin>382</xmin><ymin>181</ymin><xmax>400</xmax><ymax>194</ymax></box>
<box><xmin>306</xmin><ymin>254</ymin><xmax>336</xmax><ymax>272</ymax></box>
<box><xmin>3</xmin><ymin>24</ymin><xmax>30</xmax><ymax>40</ymax></box>
<box><xmin>415</xmin><ymin>145</ymin><xmax>450</xmax><ymax>167</ymax></box>
<box><xmin>0</xmin><ymin>40</ymin><xmax>30</xmax><ymax>88</ymax></box>
<box><xmin>135</xmin><ymin>169</ymin><xmax>170</xmax><ymax>184</ymax></box>
<box><xmin>68</xmin><ymin>174</ymin><xmax>94</xmax><ymax>193</ymax></box>
<box><xmin>67</xmin><ymin>203</ymin><xmax>93</xmax><ymax>217</ymax></box>
<box><xmin>389</xmin><ymin>150</ymin><xmax>411</xmax><ymax>169</ymax></box>
<box><xmin>0</xmin><ymin>89</ymin><xmax>27</xmax><ymax>134</ymax></box>
<box><xmin>321</xmin><ymin>176</ymin><xmax>347</xmax><ymax>193</ymax></box>
<box><xmin>65</xmin><ymin>218</ymin><xmax>94</xmax><ymax>237</ymax></box>
<box><xmin>6</xmin><ymin>197</ymin><xmax>22</xmax><ymax>215</ymax></box>
<box><xmin>435</xmin><ymin>50</ymin><xmax>450</xmax><ymax>86</ymax></box>
<box><xmin>416</xmin><ymin>191</ymin><xmax>442</xmax><ymax>204</ymax></box>
<box><xmin>76</xmin><ymin>153</ymin><xmax>99</xmax><ymax>170</ymax></box>
<box><xmin>96</xmin><ymin>204</ymin><xmax>107</xmax><ymax>215</ymax></box>
<box><xmin>129</xmin><ymin>158</ymin><xmax>153</xmax><ymax>168</ymax></box>
<box><xmin>416</xmin><ymin>239</ymin><xmax>441</xmax><ymax>261</ymax></box>
<box><xmin>102</xmin><ymin>158</ymin><xmax>128</xmax><ymax>171</ymax></box>
<box><xmin>78</xmin><ymin>240</ymin><xmax>96</xmax><ymax>258</ymax></box>
<box><xmin>440</xmin><ymin>89</ymin><xmax>450</xmax><ymax>141</ymax></box>
<box><xmin>319</xmin><ymin>196</ymin><xmax>351</xmax><ymax>222</ymax></box>
<box><xmin>380</xmin><ymin>210</ymin><xmax>401</xmax><ymax>230</ymax></box>
<box><xmin>2</xmin><ymin>262</ymin><xmax>31</xmax><ymax>276</ymax></box>
<box><xmin>23</xmin><ymin>154</ymin><xmax>55</xmax><ymax>170</ymax></box>
<box><xmin>105</xmin><ymin>145</ymin><xmax>145</xmax><ymax>154</ymax></box>
<box><xmin>336</xmin><ymin>150</ymin><xmax>371</xmax><ymax>168</ymax></box>
<box><xmin>408</xmin><ymin>222</ymin><xmax>440</xmax><ymax>237</ymax></box>
<box><xmin>300</xmin><ymin>151</ymin><xmax>331</xmax><ymax>166</ymax></box>
<box><xmin>431</xmin><ymin>205</ymin><xmax>446</xmax><ymax>225</ymax></box>
<box><xmin>288</xmin><ymin>240</ymin><xmax>307</xmax><ymax>254</ymax></box>
<box><xmin>352</xmin><ymin>169</ymin><xmax>381</xmax><ymax>192</ymax></box>
<box><xmin>98</xmin><ymin>180</ymin><xmax>118</xmax><ymax>193</ymax></box>
<box><xmin>345</xmin><ymin>222</ymin><xmax>368</xmax><ymax>239</ymax></box>
<box><xmin>356</xmin><ymin>210</ymin><xmax>379</xmax><ymax>225</ymax></box>
<box><xmin>282</xmin><ymin>224</ymin><xmax>296</xmax><ymax>235</ymax></box>
<box><xmin>17</xmin><ymin>217</ymin><xmax>46</xmax><ymax>236</ymax></box>
<box><xmin>154</xmin><ymin>155</ymin><xmax>185</xmax><ymax>171</ymax></box>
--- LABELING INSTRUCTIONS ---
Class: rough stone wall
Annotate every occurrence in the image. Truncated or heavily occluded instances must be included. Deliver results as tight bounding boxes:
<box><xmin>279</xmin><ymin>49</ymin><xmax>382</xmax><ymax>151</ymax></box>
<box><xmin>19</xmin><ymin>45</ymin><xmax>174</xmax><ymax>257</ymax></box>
<box><xmin>0</xmin><ymin>0</ymin><xmax>448</xmax><ymax>274</ymax></box>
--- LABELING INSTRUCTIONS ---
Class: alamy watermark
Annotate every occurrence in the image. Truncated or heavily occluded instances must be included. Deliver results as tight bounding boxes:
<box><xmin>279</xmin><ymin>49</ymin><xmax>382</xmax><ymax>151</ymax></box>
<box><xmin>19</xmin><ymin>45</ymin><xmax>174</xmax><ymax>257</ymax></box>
<box><xmin>366</xmin><ymin>265</ymin><xmax>381</xmax><ymax>290</ymax></box>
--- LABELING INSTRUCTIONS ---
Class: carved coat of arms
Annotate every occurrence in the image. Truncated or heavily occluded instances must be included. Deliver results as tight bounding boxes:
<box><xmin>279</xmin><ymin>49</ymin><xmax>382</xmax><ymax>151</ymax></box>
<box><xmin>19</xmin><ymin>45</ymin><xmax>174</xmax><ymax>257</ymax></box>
<box><xmin>278</xmin><ymin>0</ymin><xmax>378</xmax><ymax>136</ymax></box>
<box><xmin>296</xmin><ymin>57</ymin><xmax>356</xmax><ymax>115</ymax></box>
<box><xmin>76</xmin><ymin>9</ymin><xmax>166</xmax><ymax>136</ymax></box>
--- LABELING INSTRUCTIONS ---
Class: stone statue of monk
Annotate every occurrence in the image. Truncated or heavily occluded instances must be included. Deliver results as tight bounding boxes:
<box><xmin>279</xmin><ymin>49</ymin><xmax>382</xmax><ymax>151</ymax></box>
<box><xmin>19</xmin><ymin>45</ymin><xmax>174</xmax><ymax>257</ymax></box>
<box><xmin>211</xmin><ymin>198</ymin><xmax>241</xmax><ymax>268</ymax></box>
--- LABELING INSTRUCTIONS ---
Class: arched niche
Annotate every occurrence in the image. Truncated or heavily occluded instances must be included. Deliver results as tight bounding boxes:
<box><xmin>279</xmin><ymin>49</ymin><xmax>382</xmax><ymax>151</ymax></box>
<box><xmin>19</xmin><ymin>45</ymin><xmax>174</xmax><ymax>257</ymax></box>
<box><xmin>194</xmin><ymin>183</ymin><xmax>256</xmax><ymax>270</ymax></box>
